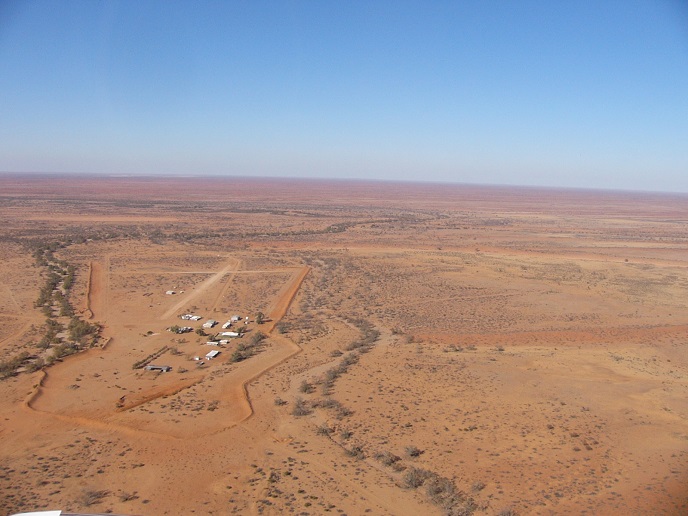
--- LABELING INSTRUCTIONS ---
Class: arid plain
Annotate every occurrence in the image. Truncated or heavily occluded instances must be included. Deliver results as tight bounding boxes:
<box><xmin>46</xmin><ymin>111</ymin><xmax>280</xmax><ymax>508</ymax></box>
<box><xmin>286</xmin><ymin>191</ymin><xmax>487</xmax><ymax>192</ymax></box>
<box><xmin>0</xmin><ymin>175</ymin><xmax>686</xmax><ymax>515</ymax></box>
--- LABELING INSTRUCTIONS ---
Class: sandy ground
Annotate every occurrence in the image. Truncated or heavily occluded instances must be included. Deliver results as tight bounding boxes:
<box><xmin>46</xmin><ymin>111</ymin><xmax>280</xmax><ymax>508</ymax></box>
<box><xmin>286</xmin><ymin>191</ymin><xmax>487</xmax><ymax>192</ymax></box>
<box><xmin>0</xmin><ymin>175</ymin><xmax>686</xmax><ymax>515</ymax></box>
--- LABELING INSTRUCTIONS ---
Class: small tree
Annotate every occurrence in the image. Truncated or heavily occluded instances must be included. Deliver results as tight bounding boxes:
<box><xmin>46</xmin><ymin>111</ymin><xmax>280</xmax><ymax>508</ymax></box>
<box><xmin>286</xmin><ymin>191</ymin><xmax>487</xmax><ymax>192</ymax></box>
<box><xmin>256</xmin><ymin>312</ymin><xmax>265</xmax><ymax>325</ymax></box>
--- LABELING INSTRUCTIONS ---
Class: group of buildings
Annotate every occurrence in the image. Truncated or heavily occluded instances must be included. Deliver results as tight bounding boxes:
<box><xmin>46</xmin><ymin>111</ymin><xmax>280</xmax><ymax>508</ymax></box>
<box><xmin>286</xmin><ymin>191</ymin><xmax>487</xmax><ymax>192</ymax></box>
<box><xmin>149</xmin><ymin>312</ymin><xmax>251</xmax><ymax>371</ymax></box>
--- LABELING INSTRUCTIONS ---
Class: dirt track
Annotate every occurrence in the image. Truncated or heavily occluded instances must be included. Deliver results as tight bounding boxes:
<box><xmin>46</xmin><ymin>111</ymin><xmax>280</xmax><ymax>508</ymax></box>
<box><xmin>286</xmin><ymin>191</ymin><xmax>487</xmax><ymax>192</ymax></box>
<box><xmin>160</xmin><ymin>256</ymin><xmax>240</xmax><ymax>320</ymax></box>
<box><xmin>85</xmin><ymin>258</ymin><xmax>108</xmax><ymax>321</ymax></box>
<box><xmin>264</xmin><ymin>266</ymin><xmax>310</xmax><ymax>332</ymax></box>
<box><xmin>0</xmin><ymin>319</ymin><xmax>34</xmax><ymax>349</ymax></box>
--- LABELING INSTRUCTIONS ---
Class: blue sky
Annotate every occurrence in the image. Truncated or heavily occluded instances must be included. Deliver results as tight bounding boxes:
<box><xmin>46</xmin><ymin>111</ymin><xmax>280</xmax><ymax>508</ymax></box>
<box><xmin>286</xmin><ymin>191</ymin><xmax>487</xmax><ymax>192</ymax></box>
<box><xmin>1</xmin><ymin>1</ymin><xmax>687</xmax><ymax>192</ymax></box>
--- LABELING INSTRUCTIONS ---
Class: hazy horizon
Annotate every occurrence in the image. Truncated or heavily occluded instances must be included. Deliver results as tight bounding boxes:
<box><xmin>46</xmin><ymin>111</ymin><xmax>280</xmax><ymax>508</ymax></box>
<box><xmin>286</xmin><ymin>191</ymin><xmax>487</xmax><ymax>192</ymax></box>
<box><xmin>4</xmin><ymin>170</ymin><xmax>688</xmax><ymax>198</ymax></box>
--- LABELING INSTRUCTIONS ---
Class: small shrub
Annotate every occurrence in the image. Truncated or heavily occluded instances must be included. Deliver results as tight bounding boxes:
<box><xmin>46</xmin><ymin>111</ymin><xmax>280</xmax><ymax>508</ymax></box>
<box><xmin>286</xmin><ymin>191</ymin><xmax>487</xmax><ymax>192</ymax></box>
<box><xmin>425</xmin><ymin>474</ymin><xmax>457</xmax><ymax>507</ymax></box>
<box><xmin>315</xmin><ymin>423</ymin><xmax>332</xmax><ymax>436</ymax></box>
<box><xmin>335</xmin><ymin>405</ymin><xmax>353</xmax><ymax>419</ymax></box>
<box><xmin>81</xmin><ymin>489</ymin><xmax>109</xmax><ymax>507</ymax></box>
<box><xmin>402</xmin><ymin>467</ymin><xmax>432</xmax><ymax>489</ymax></box>
<box><xmin>345</xmin><ymin>445</ymin><xmax>365</xmax><ymax>460</ymax></box>
<box><xmin>405</xmin><ymin>445</ymin><xmax>424</xmax><ymax>457</ymax></box>
<box><xmin>299</xmin><ymin>380</ymin><xmax>314</xmax><ymax>394</ymax></box>
<box><xmin>375</xmin><ymin>451</ymin><xmax>401</xmax><ymax>467</ymax></box>
<box><xmin>471</xmin><ymin>481</ymin><xmax>486</xmax><ymax>493</ymax></box>
<box><xmin>229</xmin><ymin>331</ymin><xmax>267</xmax><ymax>362</ymax></box>
<box><xmin>119</xmin><ymin>491</ymin><xmax>138</xmax><ymax>502</ymax></box>
<box><xmin>314</xmin><ymin>397</ymin><xmax>340</xmax><ymax>409</ymax></box>
<box><xmin>291</xmin><ymin>397</ymin><xmax>311</xmax><ymax>416</ymax></box>
<box><xmin>275</xmin><ymin>322</ymin><xmax>290</xmax><ymax>334</ymax></box>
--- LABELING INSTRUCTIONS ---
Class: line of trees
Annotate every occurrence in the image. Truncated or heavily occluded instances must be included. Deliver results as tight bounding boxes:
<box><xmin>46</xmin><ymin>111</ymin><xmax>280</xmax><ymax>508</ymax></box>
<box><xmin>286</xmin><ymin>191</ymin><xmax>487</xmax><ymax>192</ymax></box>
<box><xmin>0</xmin><ymin>240</ymin><xmax>103</xmax><ymax>380</ymax></box>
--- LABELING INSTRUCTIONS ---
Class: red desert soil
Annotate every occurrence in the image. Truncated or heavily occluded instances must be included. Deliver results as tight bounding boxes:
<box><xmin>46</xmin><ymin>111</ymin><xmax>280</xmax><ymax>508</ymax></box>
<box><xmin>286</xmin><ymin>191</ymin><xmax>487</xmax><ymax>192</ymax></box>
<box><xmin>0</xmin><ymin>175</ymin><xmax>686</xmax><ymax>516</ymax></box>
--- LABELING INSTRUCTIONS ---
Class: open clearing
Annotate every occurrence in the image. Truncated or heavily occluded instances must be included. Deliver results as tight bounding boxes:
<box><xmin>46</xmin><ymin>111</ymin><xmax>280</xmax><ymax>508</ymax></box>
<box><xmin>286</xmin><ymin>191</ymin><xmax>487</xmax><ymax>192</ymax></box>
<box><xmin>0</xmin><ymin>176</ymin><xmax>686</xmax><ymax>515</ymax></box>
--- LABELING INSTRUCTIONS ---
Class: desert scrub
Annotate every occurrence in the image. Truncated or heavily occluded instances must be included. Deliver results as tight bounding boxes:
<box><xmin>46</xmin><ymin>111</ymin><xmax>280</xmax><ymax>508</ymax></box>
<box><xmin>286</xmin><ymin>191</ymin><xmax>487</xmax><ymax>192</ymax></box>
<box><xmin>68</xmin><ymin>317</ymin><xmax>101</xmax><ymax>346</ymax></box>
<box><xmin>345</xmin><ymin>445</ymin><xmax>365</xmax><ymax>460</ymax></box>
<box><xmin>471</xmin><ymin>481</ymin><xmax>486</xmax><ymax>493</ymax></box>
<box><xmin>315</xmin><ymin>423</ymin><xmax>332</xmax><ymax>436</ymax></box>
<box><xmin>375</xmin><ymin>451</ymin><xmax>401</xmax><ymax>467</ymax></box>
<box><xmin>405</xmin><ymin>445</ymin><xmax>424</xmax><ymax>458</ymax></box>
<box><xmin>230</xmin><ymin>332</ymin><xmax>267</xmax><ymax>362</ymax></box>
<box><xmin>401</xmin><ymin>467</ymin><xmax>477</xmax><ymax>514</ymax></box>
<box><xmin>321</xmin><ymin>351</ymin><xmax>360</xmax><ymax>394</ymax></box>
<box><xmin>80</xmin><ymin>488</ymin><xmax>109</xmax><ymax>507</ymax></box>
<box><xmin>299</xmin><ymin>380</ymin><xmax>314</xmax><ymax>393</ymax></box>
<box><xmin>118</xmin><ymin>491</ymin><xmax>138</xmax><ymax>502</ymax></box>
<box><xmin>291</xmin><ymin>397</ymin><xmax>311</xmax><ymax>416</ymax></box>
<box><xmin>312</xmin><ymin>397</ymin><xmax>353</xmax><ymax>419</ymax></box>
<box><xmin>402</xmin><ymin>467</ymin><xmax>433</xmax><ymax>489</ymax></box>
<box><xmin>0</xmin><ymin>352</ymin><xmax>31</xmax><ymax>379</ymax></box>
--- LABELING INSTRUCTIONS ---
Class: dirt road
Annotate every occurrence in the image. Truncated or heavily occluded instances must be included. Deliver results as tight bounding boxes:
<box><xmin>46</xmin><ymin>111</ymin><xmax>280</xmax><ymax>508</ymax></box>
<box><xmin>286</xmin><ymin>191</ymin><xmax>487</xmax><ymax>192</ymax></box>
<box><xmin>264</xmin><ymin>266</ymin><xmax>310</xmax><ymax>333</ymax></box>
<box><xmin>160</xmin><ymin>256</ymin><xmax>240</xmax><ymax>320</ymax></box>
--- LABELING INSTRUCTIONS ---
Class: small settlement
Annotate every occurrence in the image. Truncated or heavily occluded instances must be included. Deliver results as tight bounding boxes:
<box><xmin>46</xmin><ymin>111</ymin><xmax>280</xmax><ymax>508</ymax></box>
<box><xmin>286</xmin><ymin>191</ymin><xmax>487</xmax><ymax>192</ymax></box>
<box><xmin>136</xmin><ymin>291</ymin><xmax>256</xmax><ymax>376</ymax></box>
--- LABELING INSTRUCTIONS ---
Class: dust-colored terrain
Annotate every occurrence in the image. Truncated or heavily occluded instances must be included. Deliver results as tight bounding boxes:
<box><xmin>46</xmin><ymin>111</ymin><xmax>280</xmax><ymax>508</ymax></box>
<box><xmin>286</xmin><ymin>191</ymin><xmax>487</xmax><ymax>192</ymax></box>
<box><xmin>0</xmin><ymin>175</ymin><xmax>686</xmax><ymax>515</ymax></box>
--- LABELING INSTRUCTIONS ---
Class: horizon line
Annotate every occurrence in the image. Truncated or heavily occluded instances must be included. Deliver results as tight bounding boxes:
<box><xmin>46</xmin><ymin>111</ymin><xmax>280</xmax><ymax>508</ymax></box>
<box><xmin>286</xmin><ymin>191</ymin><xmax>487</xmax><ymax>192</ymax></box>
<box><xmin>0</xmin><ymin>170</ymin><xmax>686</xmax><ymax>197</ymax></box>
